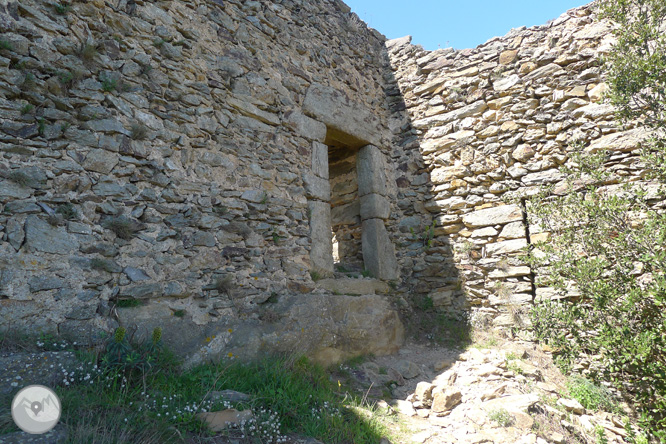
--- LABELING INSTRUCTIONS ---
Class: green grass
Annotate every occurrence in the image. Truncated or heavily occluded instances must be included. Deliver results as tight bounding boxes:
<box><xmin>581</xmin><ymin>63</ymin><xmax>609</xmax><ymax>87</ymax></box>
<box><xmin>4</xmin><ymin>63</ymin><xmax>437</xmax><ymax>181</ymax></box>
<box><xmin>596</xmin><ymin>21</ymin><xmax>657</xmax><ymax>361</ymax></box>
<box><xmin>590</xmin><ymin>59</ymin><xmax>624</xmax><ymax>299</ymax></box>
<box><xmin>0</xmin><ymin>39</ymin><xmax>12</xmax><ymax>51</ymax></box>
<box><xmin>100</xmin><ymin>76</ymin><xmax>117</xmax><ymax>92</ymax></box>
<box><xmin>54</xmin><ymin>2</ymin><xmax>70</xmax><ymax>14</ymax></box>
<box><xmin>56</xmin><ymin>202</ymin><xmax>78</xmax><ymax>220</ymax></box>
<box><xmin>566</xmin><ymin>375</ymin><xmax>619</xmax><ymax>413</ymax></box>
<box><xmin>0</xmin><ymin>331</ymin><xmax>389</xmax><ymax>443</ymax></box>
<box><xmin>20</xmin><ymin>103</ymin><xmax>34</xmax><ymax>114</ymax></box>
<box><xmin>115</xmin><ymin>299</ymin><xmax>143</xmax><ymax>308</ymax></box>
<box><xmin>488</xmin><ymin>408</ymin><xmax>515</xmax><ymax>427</ymax></box>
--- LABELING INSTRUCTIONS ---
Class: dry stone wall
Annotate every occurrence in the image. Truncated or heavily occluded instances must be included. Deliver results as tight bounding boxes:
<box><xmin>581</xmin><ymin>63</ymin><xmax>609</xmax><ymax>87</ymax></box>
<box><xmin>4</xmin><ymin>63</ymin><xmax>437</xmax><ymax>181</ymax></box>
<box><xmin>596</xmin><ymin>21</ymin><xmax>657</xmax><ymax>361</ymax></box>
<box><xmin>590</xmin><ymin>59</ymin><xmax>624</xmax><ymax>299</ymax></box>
<box><xmin>385</xmin><ymin>3</ymin><xmax>659</xmax><ymax>327</ymax></box>
<box><xmin>1</xmin><ymin>0</ymin><xmax>658</xmax><ymax>362</ymax></box>
<box><xmin>0</xmin><ymin>0</ymin><xmax>406</xmax><ymax>365</ymax></box>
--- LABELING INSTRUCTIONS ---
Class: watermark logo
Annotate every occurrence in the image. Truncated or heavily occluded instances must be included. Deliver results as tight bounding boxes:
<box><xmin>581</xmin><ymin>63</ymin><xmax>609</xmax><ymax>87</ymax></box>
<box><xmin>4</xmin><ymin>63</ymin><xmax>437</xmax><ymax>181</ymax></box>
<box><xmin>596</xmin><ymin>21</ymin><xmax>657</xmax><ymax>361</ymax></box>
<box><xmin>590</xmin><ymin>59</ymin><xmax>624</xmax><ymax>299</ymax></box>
<box><xmin>11</xmin><ymin>385</ymin><xmax>61</xmax><ymax>434</ymax></box>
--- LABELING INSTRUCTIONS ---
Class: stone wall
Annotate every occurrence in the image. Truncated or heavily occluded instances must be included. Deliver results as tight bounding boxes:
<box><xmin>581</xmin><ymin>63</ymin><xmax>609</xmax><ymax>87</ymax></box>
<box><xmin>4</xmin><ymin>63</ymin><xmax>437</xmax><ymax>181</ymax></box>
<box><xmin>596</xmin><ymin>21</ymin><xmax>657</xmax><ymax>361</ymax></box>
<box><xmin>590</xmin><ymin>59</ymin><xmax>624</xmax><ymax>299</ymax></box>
<box><xmin>385</xmin><ymin>3</ymin><xmax>659</xmax><ymax>327</ymax></box>
<box><xmin>0</xmin><ymin>0</ymin><xmax>405</xmax><ymax>365</ymax></box>
<box><xmin>1</xmin><ymin>0</ymin><xmax>658</xmax><ymax>361</ymax></box>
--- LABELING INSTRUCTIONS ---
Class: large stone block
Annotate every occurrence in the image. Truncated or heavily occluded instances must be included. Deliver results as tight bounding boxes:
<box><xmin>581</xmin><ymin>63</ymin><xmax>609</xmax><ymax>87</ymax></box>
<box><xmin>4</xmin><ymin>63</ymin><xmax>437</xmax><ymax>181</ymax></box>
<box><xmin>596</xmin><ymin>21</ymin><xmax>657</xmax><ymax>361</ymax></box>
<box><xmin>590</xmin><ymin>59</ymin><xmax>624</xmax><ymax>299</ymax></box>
<box><xmin>357</xmin><ymin>145</ymin><xmax>389</xmax><ymax>197</ymax></box>
<box><xmin>303</xmin><ymin>173</ymin><xmax>330</xmax><ymax>201</ymax></box>
<box><xmin>312</xmin><ymin>141</ymin><xmax>329</xmax><ymax>179</ymax></box>
<box><xmin>360</xmin><ymin>193</ymin><xmax>390</xmax><ymax>220</ymax></box>
<box><xmin>308</xmin><ymin>201</ymin><xmax>334</xmax><ymax>276</ymax></box>
<box><xmin>119</xmin><ymin>294</ymin><xmax>404</xmax><ymax>369</ymax></box>
<box><xmin>284</xmin><ymin>111</ymin><xmax>327</xmax><ymax>142</ymax></box>
<box><xmin>462</xmin><ymin>205</ymin><xmax>523</xmax><ymax>228</ymax></box>
<box><xmin>24</xmin><ymin>215</ymin><xmax>79</xmax><ymax>255</ymax></box>
<box><xmin>362</xmin><ymin>219</ymin><xmax>399</xmax><ymax>280</ymax></box>
<box><xmin>303</xmin><ymin>83</ymin><xmax>382</xmax><ymax>147</ymax></box>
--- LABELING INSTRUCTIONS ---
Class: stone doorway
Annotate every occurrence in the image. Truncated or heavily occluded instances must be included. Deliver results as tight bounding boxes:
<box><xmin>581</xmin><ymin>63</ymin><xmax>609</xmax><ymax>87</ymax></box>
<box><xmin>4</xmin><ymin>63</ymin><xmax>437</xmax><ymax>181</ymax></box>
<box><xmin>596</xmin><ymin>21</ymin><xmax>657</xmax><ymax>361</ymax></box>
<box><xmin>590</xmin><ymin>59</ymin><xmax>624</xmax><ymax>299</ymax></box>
<box><xmin>308</xmin><ymin>131</ymin><xmax>399</xmax><ymax>281</ymax></box>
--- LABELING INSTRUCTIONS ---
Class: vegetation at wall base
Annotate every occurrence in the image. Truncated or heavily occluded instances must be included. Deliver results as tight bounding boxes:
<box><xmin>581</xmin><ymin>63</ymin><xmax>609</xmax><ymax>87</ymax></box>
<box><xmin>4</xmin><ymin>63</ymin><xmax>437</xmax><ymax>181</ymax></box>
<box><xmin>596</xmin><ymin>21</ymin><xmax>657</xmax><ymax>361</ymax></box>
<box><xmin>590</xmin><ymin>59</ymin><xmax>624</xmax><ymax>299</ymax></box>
<box><xmin>0</xmin><ymin>329</ymin><xmax>388</xmax><ymax>443</ymax></box>
<box><xmin>527</xmin><ymin>1</ymin><xmax>666</xmax><ymax>440</ymax></box>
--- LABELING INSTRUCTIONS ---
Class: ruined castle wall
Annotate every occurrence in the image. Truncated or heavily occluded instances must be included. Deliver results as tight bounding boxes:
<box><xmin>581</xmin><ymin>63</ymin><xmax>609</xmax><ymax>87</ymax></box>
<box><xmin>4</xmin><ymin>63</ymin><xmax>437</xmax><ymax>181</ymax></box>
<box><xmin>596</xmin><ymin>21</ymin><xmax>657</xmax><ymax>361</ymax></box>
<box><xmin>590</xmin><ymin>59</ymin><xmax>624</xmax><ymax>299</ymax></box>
<box><xmin>0</xmin><ymin>0</ymin><xmax>402</xmax><ymax>352</ymax></box>
<box><xmin>386</xmin><ymin>4</ymin><xmax>660</xmax><ymax>326</ymax></box>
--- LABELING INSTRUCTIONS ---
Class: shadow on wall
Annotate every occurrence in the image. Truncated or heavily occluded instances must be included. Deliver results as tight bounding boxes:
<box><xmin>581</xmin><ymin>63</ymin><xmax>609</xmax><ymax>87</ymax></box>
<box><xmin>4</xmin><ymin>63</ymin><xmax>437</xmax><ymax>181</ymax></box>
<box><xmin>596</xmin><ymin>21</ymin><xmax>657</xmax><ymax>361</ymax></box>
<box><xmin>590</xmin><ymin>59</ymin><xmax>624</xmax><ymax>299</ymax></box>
<box><xmin>377</xmin><ymin>39</ymin><xmax>471</xmax><ymax>351</ymax></box>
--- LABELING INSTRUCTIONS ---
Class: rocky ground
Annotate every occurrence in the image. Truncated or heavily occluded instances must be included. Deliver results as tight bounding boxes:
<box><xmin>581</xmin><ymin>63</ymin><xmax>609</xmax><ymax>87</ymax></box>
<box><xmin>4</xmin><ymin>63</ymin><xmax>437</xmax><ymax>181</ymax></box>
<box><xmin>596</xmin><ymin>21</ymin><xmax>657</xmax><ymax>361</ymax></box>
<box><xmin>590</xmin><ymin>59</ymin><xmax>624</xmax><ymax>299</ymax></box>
<box><xmin>0</xmin><ymin>334</ymin><xmax>637</xmax><ymax>444</ymax></box>
<box><xmin>338</xmin><ymin>336</ymin><xmax>635</xmax><ymax>444</ymax></box>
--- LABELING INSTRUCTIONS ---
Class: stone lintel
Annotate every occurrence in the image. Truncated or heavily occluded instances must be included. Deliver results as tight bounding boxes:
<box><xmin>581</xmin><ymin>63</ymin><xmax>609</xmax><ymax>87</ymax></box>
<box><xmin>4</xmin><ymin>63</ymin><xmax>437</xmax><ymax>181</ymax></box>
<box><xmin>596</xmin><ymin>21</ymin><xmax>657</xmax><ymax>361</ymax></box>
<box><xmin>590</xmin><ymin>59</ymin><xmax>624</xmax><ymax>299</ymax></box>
<box><xmin>303</xmin><ymin>83</ymin><xmax>382</xmax><ymax>147</ymax></box>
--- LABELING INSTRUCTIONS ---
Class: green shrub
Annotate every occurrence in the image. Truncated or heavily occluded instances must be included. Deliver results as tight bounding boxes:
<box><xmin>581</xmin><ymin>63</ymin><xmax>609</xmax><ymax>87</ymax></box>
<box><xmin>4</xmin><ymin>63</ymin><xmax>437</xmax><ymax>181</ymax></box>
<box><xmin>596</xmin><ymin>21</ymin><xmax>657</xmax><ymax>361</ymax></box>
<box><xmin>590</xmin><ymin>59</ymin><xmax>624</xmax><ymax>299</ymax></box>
<box><xmin>54</xmin><ymin>2</ymin><xmax>70</xmax><ymax>14</ymax></box>
<box><xmin>567</xmin><ymin>376</ymin><xmax>618</xmax><ymax>412</ymax></box>
<box><xmin>115</xmin><ymin>299</ymin><xmax>142</xmax><ymax>308</ymax></box>
<box><xmin>20</xmin><ymin>103</ymin><xmax>34</xmax><ymax>114</ymax></box>
<box><xmin>100</xmin><ymin>75</ymin><xmax>117</xmax><ymax>92</ymax></box>
<box><xmin>0</xmin><ymin>40</ymin><xmax>12</xmax><ymax>51</ymax></box>
<box><xmin>488</xmin><ymin>408</ymin><xmax>514</xmax><ymax>427</ymax></box>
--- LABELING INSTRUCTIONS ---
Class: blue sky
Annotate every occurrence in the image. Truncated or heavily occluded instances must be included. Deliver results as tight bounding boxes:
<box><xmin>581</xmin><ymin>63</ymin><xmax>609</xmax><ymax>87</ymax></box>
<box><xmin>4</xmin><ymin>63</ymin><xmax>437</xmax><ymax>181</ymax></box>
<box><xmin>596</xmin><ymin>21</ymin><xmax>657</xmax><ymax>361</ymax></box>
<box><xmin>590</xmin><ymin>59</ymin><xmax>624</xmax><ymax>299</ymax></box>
<box><xmin>343</xmin><ymin>0</ymin><xmax>590</xmax><ymax>51</ymax></box>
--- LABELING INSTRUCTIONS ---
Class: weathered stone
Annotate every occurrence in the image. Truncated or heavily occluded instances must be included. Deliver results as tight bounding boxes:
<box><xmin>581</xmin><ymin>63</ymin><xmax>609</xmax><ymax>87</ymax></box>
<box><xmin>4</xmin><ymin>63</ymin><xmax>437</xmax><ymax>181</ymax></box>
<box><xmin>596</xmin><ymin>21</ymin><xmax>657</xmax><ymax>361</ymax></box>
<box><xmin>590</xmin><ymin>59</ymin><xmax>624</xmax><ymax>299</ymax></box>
<box><xmin>303</xmin><ymin>83</ymin><xmax>382</xmax><ymax>147</ymax></box>
<box><xmin>317</xmin><ymin>278</ymin><xmax>389</xmax><ymax>295</ymax></box>
<box><xmin>485</xmin><ymin>239</ymin><xmax>528</xmax><ymax>256</ymax></box>
<box><xmin>308</xmin><ymin>201</ymin><xmax>334</xmax><ymax>276</ymax></box>
<box><xmin>414</xmin><ymin>382</ymin><xmax>435</xmax><ymax>406</ymax></box>
<box><xmin>119</xmin><ymin>283</ymin><xmax>161</xmax><ymax>299</ymax></box>
<box><xmin>557</xmin><ymin>398</ymin><xmax>585</xmax><ymax>415</ymax></box>
<box><xmin>311</xmin><ymin>141</ymin><xmax>329</xmax><ymax>179</ymax></box>
<box><xmin>488</xmin><ymin>267</ymin><xmax>531</xmax><ymax>279</ymax></box>
<box><xmin>284</xmin><ymin>111</ymin><xmax>327</xmax><ymax>142</ymax></box>
<box><xmin>357</xmin><ymin>145</ymin><xmax>389</xmax><ymax>197</ymax></box>
<box><xmin>462</xmin><ymin>205</ymin><xmax>523</xmax><ymax>228</ymax></box>
<box><xmin>493</xmin><ymin>74</ymin><xmax>521</xmax><ymax>91</ymax></box>
<box><xmin>512</xmin><ymin>144</ymin><xmax>536</xmax><ymax>162</ymax></box>
<box><xmin>360</xmin><ymin>193</ymin><xmax>390</xmax><ymax>220</ymax></box>
<box><xmin>499</xmin><ymin>50</ymin><xmax>519</xmax><ymax>65</ymax></box>
<box><xmin>196</xmin><ymin>410</ymin><xmax>254</xmax><ymax>432</ymax></box>
<box><xmin>123</xmin><ymin>267</ymin><xmax>150</xmax><ymax>282</ymax></box>
<box><xmin>413</xmin><ymin>100</ymin><xmax>487</xmax><ymax>129</ymax></box>
<box><xmin>0</xmin><ymin>180</ymin><xmax>32</xmax><ymax>202</ymax></box>
<box><xmin>82</xmin><ymin>149</ymin><xmax>119</xmax><ymax>174</ymax></box>
<box><xmin>6</xmin><ymin>217</ymin><xmax>24</xmax><ymax>251</ymax></box>
<box><xmin>393</xmin><ymin>360</ymin><xmax>421</xmax><ymax>379</ymax></box>
<box><xmin>24</xmin><ymin>215</ymin><xmax>78</xmax><ymax>254</ymax></box>
<box><xmin>303</xmin><ymin>172</ymin><xmax>331</xmax><ymax>201</ymax></box>
<box><xmin>431</xmin><ymin>389</ymin><xmax>462</xmax><ymax>413</ymax></box>
<box><xmin>362</xmin><ymin>219</ymin><xmax>399</xmax><ymax>281</ymax></box>
<box><xmin>586</xmin><ymin>128</ymin><xmax>650</xmax><ymax>153</ymax></box>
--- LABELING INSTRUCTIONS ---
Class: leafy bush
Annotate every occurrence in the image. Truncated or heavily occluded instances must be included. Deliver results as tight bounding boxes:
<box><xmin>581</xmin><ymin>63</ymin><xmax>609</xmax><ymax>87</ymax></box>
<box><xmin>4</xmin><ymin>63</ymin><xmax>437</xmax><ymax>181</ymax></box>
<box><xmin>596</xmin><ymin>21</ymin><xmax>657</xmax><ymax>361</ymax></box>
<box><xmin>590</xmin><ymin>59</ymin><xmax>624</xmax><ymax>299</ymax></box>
<box><xmin>566</xmin><ymin>375</ymin><xmax>618</xmax><ymax>412</ymax></box>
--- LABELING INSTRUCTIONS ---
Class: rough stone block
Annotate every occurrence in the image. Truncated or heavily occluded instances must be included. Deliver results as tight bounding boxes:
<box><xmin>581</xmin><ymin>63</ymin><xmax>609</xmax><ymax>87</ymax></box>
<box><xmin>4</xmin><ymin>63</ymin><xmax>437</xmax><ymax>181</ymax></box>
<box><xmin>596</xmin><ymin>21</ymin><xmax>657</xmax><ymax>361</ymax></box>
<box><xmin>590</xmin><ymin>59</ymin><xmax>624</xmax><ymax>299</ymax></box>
<box><xmin>284</xmin><ymin>111</ymin><xmax>327</xmax><ymax>142</ymax></box>
<box><xmin>484</xmin><ymin>239</ymin><xmax>528</xmax><ymax>256</ymax></box>
<box><xmin>362</xmin><ymin>219</ymin><xmax>399</xmax><ymax>280</ymax></box>
<box><xmin>303</xmin><ymin>83</ymin><xmax>382</xmax><ymax>147</ymax></box>
<box><xmin>357</xmin><ymin>145</ymin><xmax>389</xmax><ymax>197</ymax></box>
<box><xmin>312</xmin><ymin>141</ymin><xmax>329</xmax><ymax>179</ymax></box>
<box><xmin>360</xmin><ymin>193</ymin><xmax>390</xmax><ymax>220</ymax></box>
<box><xmin>308</xmin><ymin>201</ymin><xmax>334</xmax><ymax>276</ymax></box>
<box><xmin>331</xmin><ymin>201</ymin><xmax>360</xmax><ymax>226</ymax></box>
<box><xmin>24</xmin><ymin>215</ymin><xmax>78</xmax><ymax>255</ymax></box>
<box><xmin>462</xmin><ymin>205</ymin><xmax>523</xmax><ymax>228</ymax></box>
<box><xmin>303</xmin><ymin>172</ymin><xmax>331</xmax><ymax>201</ymax></box>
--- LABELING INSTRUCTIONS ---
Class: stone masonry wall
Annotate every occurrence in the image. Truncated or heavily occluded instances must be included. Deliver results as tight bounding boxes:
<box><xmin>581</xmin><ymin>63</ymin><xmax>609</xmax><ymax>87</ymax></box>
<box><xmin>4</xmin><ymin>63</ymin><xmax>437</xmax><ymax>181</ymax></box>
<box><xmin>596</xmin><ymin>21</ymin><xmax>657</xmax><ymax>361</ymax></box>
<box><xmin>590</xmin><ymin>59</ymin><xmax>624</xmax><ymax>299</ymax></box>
<box><xmin>0</xmin><ymin>0</ymin><xmax>407</xmax><ymax>365</ymax></box>
<box><xmin>385</xmin><ymin>3</ymin><xmax>661</xmax><ymax>327</ymax></box>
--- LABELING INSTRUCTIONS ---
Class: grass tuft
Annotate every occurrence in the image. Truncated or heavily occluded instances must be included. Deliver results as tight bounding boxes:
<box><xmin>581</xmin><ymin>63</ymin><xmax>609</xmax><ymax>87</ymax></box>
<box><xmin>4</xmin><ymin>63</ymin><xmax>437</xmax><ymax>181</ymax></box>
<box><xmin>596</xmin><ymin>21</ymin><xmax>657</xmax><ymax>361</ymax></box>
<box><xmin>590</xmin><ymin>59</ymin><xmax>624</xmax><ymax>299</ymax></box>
<box><xmin>103</xmin><ymin>216</ymin><xmax>140</xmax><ymax>240</ymax></box>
